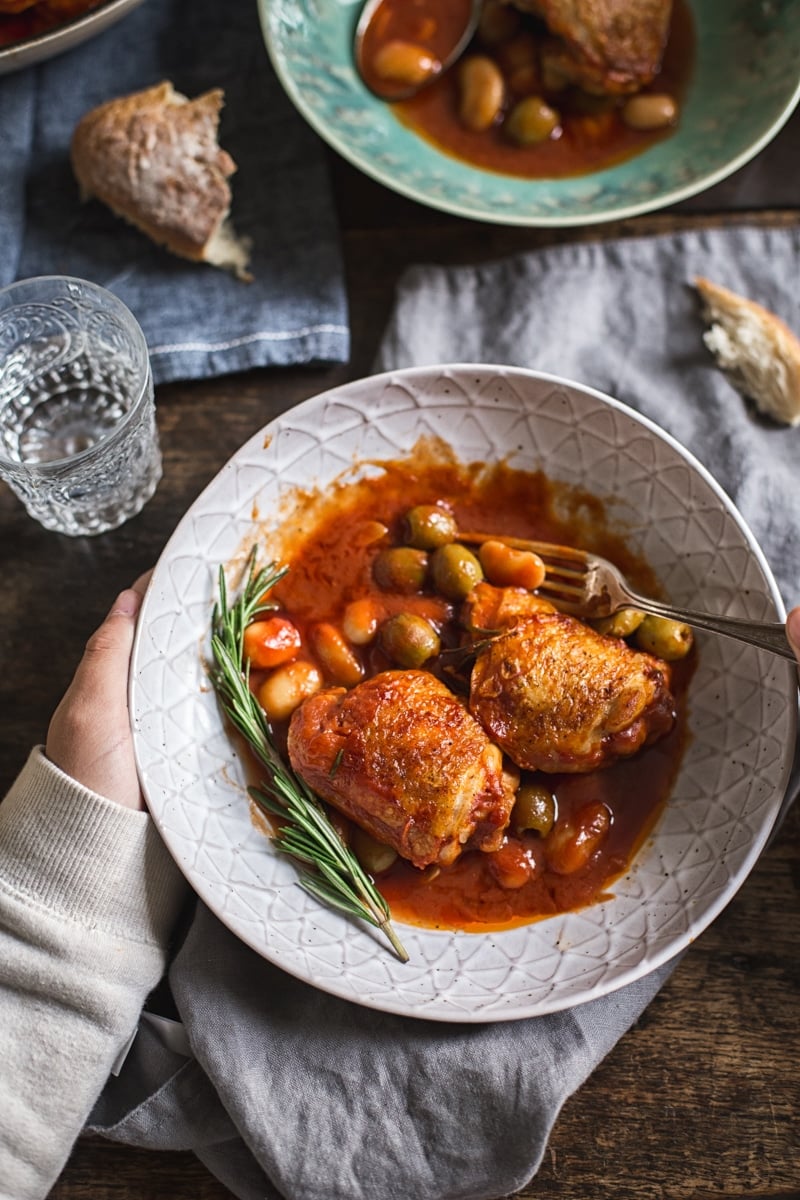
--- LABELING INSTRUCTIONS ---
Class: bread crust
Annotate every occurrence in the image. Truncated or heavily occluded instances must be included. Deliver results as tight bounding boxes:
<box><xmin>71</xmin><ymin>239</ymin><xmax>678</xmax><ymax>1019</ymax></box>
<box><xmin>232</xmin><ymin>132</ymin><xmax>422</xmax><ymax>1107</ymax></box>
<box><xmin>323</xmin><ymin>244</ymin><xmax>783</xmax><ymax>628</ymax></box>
<box><xmin>71</xmin><ymin>81</ymin><xmax>251</xmax><ymax>278</ymax></box>
<box><xmin>695</xmin><ymin>276</ymin><xmax>800</xmax><ymax>427</ymax></box>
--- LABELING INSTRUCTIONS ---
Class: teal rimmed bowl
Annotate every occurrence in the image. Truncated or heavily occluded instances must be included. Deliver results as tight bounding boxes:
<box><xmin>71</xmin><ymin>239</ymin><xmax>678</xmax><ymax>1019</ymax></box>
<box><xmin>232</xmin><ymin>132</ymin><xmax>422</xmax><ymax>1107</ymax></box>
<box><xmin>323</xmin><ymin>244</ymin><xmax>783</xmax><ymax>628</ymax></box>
<box><xmin>260</xmin><ymin>0</ymin><xmax>800</xmax><ymax>226</ymax></box>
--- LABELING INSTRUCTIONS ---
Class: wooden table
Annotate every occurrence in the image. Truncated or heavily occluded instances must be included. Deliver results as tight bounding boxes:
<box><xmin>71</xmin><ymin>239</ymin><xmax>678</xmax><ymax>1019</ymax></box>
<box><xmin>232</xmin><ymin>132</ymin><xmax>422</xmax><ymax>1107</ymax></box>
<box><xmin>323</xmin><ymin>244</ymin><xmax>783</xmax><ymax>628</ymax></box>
<box><xmin>2</xmin><ymin>141</ymin><xmax>799</xmax><ymax>1200</ymax></box>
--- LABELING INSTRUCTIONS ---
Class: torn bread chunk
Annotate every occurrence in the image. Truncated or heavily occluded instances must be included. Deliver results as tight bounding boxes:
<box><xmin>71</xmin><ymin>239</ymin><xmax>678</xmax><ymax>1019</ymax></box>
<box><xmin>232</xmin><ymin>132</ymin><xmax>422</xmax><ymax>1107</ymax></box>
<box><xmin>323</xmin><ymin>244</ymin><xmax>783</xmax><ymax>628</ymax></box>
<box><xmin>695</xmin><ymin>276</ymin><xmax>800</xmax><ymax>427</ymax></box>
<box><xmin>70</xmin><ymin>81</ymin><xmax>252</xmax><ymax>281</ymax></box>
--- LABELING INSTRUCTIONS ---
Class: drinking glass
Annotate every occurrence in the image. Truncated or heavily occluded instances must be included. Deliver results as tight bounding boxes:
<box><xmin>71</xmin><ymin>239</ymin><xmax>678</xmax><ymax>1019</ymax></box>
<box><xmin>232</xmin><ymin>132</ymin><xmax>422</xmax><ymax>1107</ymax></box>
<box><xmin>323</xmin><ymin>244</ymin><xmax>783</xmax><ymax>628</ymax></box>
<box><xmin>0</xmin><ymin>276</ymin><xmax>162</xmax><ymax>536</ymax></box>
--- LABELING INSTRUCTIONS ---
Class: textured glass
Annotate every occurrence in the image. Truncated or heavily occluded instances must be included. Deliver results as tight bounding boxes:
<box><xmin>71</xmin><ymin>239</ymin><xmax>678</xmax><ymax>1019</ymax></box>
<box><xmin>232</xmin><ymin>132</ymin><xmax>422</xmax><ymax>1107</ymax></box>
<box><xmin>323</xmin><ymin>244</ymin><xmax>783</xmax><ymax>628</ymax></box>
<box><xmin>0</xmin><ymin>276</ymin><xmax>161</xmax><ymax>536</ymax></box>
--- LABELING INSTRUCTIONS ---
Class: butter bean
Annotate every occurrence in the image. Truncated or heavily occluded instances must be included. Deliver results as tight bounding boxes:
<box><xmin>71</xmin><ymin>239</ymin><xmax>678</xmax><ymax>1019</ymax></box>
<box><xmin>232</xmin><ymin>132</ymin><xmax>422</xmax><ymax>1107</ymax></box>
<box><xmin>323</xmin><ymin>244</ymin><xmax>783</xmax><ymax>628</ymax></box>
<box><xmin>257</xmin><ymin>660</ymin><xmax>322</xmax><ymax>723</ymax></box>
<box><xmin>478</xmin><ymin>539</ymin><xmax>546</xmax><ymax>589</ymax></box>
<box><xmin>309</xmin><ymin>622</ymin><xmax>364</xmax><ymax>687</ymax></box>
<box><xmin>546</xmin><ymin>802</ymin><xmax>611</xmax><ymax>875</ymax></box>
<box><xmin>351</xmin><ymin>826</ymin><xmax>398</xmax><ymax>875</ymax></box>
<box><xmin>487</xmin><ymin>836</ymin><xmax>542</xmax><ymax>889</ymax></box>
<box><xmin>458</xmin><ymin>55</ymin><xmax>505</xmax><ymax>132</ymax></box>
<box><xmin>342</xmin><ymin>597</ymin><xmax>383</xmax><ymax>645</ymax></box>
<box><xmin>622</xmin><ymin>92</ymin><xmax>678</xmax><ymax>131</ymax></box>
<box><xmin>372</xmin><ymin>39</ymin><xmax>441</xmax><ymax>88</ymax></box>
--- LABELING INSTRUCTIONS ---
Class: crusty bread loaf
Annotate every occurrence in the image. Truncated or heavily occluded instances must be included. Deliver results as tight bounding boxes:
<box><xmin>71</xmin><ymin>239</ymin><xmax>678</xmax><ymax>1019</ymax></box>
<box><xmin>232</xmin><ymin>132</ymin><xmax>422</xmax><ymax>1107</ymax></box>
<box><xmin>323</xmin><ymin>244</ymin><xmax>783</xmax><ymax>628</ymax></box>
<box><xmin>695</xmin><ymin>276</ymin><xmax>800</xmax><ymax>426</ymax></box>
<box><xmin>71</xmin><ymin>81</ymin><xmax>252</xmax><ymax>281</ymax></box>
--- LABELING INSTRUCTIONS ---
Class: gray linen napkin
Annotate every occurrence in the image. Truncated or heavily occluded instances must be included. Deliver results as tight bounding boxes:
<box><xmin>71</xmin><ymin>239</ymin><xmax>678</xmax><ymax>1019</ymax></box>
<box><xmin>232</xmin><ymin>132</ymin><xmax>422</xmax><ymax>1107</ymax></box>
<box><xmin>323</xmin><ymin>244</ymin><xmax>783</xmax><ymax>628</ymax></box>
<box><xmin>0</xmin><ymin>0</ymin><xmax>349</xmax><ymax>383</ymax></box>
<box><xmin>376</xmin><ymin>224</ymin><xmax>800</xmax><ymax>603</ymax></box>
<box><xmin>88</xmin><ymin>222</ymin><xmax>800</xmax><ymax>1199</ymax></box>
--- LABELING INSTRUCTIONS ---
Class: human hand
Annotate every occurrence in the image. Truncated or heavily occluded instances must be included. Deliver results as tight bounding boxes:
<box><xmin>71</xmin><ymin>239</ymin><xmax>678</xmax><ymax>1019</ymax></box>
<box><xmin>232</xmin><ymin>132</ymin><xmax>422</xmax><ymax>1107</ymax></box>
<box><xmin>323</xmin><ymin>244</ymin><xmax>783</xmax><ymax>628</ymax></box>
<box><xmin>787</xmin><ymin>606</ymin><xmax>800</xmax><ymax>668</ymax></box>
<box><xmin>45</xmin><ymin>573</ymin><xmax>151</xmax><ymax>812</ymax></box>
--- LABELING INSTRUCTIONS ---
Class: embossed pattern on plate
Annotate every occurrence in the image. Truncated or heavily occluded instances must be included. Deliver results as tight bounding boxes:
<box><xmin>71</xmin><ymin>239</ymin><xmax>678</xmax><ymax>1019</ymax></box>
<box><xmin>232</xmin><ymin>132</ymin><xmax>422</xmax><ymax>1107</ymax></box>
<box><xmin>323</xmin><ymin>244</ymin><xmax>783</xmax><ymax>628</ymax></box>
<box><xmin>130</xmin><ymin>366</ymin><xmax>797</xmax><ymax>1021</ymax></box>
<box><xmin>259</xmin><ymin>0</ymin><xmax>800</xmax><ymax>226</ymax></box>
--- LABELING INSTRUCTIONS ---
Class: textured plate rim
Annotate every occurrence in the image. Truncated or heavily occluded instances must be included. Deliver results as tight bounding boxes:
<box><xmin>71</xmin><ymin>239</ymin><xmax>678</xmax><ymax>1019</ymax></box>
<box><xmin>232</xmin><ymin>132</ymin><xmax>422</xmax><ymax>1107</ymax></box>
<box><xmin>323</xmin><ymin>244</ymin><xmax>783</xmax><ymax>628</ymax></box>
<box><xmin>130</xmin><ymin>364</ymin><xmax>797</xmax><ymax>1021</ymax></box>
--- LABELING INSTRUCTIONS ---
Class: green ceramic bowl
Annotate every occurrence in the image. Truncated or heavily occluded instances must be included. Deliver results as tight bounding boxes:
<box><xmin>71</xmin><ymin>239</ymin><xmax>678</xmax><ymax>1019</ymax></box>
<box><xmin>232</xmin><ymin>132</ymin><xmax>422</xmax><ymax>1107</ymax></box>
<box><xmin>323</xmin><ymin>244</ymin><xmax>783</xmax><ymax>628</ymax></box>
<box><xmin>260</xmin><ymin>0</ymin><xmax>800</xmax><ymax>226</ymax></box>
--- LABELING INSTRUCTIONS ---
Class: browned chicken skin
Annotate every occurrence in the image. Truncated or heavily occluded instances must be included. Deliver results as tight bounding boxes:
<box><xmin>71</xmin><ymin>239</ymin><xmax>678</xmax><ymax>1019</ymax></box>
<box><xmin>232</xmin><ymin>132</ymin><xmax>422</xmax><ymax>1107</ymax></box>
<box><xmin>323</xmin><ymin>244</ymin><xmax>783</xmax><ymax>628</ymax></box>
<box><xmin>509</xmin><ymin>0</ymin><xmax>674</xmax><ymax>94</ymax></box>
<box><xmin>463</xmin><ymin>580</ymin><xmax>557</xmax><ymax>633</ymax></box>
<box><xmin>287</xmin><ymin>670</ymin><xmax>518</xmax><ymax>869</ymax></box>
<box><xmin>469</xmin><ymin>609</ymin><xmax>676</xmax><ymax>773</ymax></box>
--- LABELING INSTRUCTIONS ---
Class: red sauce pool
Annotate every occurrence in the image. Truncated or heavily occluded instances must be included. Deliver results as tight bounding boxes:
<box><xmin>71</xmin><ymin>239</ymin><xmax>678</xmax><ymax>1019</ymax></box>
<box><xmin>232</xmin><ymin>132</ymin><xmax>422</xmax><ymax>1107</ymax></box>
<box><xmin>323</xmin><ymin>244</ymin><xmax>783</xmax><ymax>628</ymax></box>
<box><xmin>252</xmin><ymin>450</ymin><xmax>695</xmax><ymax>933</ymax></box>
<box><xmin>362</xmin><ymin>0</ymin><xmax>695</xmax><ymax>179</ymax></box>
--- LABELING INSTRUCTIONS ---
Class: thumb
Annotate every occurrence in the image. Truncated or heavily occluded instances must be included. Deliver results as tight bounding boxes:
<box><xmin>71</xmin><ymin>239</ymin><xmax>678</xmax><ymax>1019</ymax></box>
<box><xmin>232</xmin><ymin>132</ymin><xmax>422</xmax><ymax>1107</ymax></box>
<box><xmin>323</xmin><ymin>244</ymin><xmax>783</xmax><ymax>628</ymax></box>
<box><xmin>46</xmin><ymin>572</ymin><xmax>152</xmax><ymax>809</ymax></box>
<box><xmin>76</xmin><ymin>576</ymin><xmax>148</xmax><ymax>687</ymax></box>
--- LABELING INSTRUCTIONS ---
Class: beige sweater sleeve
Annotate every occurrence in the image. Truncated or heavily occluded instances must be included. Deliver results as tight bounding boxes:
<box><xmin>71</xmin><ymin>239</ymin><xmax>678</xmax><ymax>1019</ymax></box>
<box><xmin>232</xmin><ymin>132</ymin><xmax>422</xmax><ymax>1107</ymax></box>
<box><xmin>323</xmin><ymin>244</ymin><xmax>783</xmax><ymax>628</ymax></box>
<box><xmin>0</xmin><ymin>747</ymin><xmax>189</xmax><ymax>1200</ymax></box>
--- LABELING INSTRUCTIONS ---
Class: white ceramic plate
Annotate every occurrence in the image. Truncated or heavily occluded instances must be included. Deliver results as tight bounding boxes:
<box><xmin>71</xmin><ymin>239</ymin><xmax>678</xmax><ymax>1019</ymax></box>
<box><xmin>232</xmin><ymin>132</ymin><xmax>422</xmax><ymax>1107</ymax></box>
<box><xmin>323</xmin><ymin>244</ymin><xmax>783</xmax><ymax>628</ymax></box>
<box><xmin>0</xmin><ymin>0</ymin><xmax>143</xmax><ymax>75</ymax></box>
<box><xmin>130</xmin><ymin>365</ymin><xmax>797</xmax><ymax>1021</ymax></box>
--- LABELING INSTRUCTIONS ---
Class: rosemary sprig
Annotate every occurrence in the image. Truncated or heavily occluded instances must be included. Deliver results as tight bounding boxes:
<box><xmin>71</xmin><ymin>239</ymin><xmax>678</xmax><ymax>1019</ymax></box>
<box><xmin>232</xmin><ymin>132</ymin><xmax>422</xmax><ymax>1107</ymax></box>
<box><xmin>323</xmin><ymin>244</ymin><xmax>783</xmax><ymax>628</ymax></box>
<box><xmin>209</xmin><ymin>548</ymin><xmax>408</xmax><ymax>963</ymax></box>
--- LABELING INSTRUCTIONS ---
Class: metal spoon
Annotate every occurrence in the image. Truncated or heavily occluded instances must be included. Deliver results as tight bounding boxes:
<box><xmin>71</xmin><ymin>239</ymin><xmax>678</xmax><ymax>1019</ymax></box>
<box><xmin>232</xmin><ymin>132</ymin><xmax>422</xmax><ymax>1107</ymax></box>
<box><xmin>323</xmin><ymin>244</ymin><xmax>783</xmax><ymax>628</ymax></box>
<box><xmin>354</xmin><ymin>0</ymin><xmax>482</xmax><ymax>101</ymax></box>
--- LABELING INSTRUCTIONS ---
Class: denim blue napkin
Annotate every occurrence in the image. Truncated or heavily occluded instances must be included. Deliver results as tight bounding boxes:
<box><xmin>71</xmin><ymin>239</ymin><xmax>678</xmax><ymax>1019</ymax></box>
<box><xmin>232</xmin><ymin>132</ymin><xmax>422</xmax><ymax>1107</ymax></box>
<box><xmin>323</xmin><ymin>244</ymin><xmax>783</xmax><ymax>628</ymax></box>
<box><xmin>0</xmin><ymin>0</ymin><xmax>349</xmax><ymax>384</ymax></box>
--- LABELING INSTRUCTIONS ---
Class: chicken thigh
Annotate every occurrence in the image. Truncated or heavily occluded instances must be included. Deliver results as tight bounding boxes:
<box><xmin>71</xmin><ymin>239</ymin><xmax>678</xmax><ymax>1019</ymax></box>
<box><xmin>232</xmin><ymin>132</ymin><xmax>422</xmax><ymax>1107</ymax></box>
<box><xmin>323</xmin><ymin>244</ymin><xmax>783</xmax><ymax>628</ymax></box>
<box><xmin>287</xmin><ymin>669</ymin><xmax>517</xmax><ymax>869</ymax></box>
<box><xmin>510</xmin><ymin>0</ymin><xmax>674</xmax><ymax>95</ymax></box>
<box><xmin>469</xmin><ymin>610</ymin><xmax>675</xmax><ymax>773</ymax></box>
<box><xmin>462</xmin><ymin>580</ymin><xmax>557</xmax><ymax>633</ymax></box>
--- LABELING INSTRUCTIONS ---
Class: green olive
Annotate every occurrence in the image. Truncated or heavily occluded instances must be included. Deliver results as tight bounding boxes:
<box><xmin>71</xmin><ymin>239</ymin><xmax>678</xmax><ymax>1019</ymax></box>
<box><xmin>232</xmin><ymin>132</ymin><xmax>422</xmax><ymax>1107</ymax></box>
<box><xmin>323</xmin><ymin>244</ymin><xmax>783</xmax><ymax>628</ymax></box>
<box><xmin>593</xmin><ymin>608</ymin><xmax>646</xmax><ymax>639</ymax></box>
<box><xmin>372</xmin><ymin>546</ymin><xmax>428</xmax><ymax>594</ymax></box>
<box><xmin>512</xmin><ymin>782</ymin><xmax>557</xmax><ymax>837</ymax></box>
<box><xmin>505</xmin><ymin>96</ymin><xmax>560</xmax><ymax>145</ymax></box>
<box><xmin>403</xmin><ymin>504</ymin><xmax>458</xmax><ymax>550</ymax></box>
<box><xmin>430</xmin><ymin>543</ymin><xmax>484</xmax><ymax>600</ymax></box>
<box><xmin>351</xmin><ymin>826</ymin><xmax>398</xmax><ymax>875</ymax></box>
<box><xmin>634</xmin><ymin>614</ymin><xmax>694</xmax><ymax>661</ymax></box>
<box><xmin>379</xmin><ymin>612</ymin><xmax>441</xmax><ymax>668</ymax></box>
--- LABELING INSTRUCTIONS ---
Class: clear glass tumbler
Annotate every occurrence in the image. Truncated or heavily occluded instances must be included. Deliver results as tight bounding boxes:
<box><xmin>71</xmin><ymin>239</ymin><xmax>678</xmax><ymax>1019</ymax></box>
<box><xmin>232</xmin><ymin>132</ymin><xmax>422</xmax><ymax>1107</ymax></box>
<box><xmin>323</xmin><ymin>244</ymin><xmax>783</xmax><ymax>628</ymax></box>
<box><xmin>0</xmin><ymin>276</ymin><xmax>162</xmax><ymax>536</ymax></box>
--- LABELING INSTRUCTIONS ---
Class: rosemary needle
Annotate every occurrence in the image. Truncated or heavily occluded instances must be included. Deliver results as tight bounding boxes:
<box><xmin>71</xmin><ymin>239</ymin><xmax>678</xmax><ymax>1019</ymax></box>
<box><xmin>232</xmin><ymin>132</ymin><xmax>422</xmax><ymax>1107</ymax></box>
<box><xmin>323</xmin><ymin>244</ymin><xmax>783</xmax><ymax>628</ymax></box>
<box><xmin>209</xmin><ymin>548</ymin><xmax>409</xmax><ymax>964</ymax></box>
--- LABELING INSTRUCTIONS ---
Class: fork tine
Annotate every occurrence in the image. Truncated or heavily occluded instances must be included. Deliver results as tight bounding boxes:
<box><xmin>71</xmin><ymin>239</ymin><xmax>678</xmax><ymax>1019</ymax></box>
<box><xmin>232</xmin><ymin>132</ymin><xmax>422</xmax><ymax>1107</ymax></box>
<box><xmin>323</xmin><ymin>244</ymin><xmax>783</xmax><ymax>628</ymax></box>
<box><xmin>458</xmin><ymin>531</ymin><xmax>589</xmax><ymax>582</ymax></box>
<box><xmin>536</xmin><ymin>562</ymin><xmax>586</xmax><ymax>584</ymax></box>
<box><xmin>536</xmin><ymin>578</ymin><xmax>586</xmax><ymax>600</ymax></box>
<box><xmin>534</xmin><ymin>593</ymin><xmax>586</xmax><ymax>616</ymax></box>
<box><xmin>458</xmin><ymin>530</ymin><xmax>592</xmax><ymax>614</ymax></box>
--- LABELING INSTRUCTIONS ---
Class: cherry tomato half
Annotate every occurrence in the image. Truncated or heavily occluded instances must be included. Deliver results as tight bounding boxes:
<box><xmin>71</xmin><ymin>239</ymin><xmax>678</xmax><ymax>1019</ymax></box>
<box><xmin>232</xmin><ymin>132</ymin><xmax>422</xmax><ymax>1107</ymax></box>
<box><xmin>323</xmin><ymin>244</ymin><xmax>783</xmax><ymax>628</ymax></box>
<box><xmin>243</xmin><ymin>616</ymin><xmax>302</xmax><ymax>669</ymax></box>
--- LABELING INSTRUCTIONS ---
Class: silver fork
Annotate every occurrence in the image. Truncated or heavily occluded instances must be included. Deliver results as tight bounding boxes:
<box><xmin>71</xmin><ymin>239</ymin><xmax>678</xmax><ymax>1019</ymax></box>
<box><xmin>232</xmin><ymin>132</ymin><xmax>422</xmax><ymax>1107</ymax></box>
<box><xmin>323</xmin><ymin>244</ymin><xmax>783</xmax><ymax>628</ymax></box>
<box><xmin>460</xmin><ymin>532</ymin><xmax>796</xmax><ymax>662</ymax></box>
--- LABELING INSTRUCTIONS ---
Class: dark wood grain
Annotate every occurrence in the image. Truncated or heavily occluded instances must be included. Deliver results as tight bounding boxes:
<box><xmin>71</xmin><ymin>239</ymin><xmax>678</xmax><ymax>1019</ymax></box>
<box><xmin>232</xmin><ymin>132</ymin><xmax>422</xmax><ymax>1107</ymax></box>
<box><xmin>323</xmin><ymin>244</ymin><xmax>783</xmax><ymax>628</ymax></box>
<box><xmin>2</xmin><ymin>152</ymin><xmax>798</xmax><ymax>1200</ymax></box>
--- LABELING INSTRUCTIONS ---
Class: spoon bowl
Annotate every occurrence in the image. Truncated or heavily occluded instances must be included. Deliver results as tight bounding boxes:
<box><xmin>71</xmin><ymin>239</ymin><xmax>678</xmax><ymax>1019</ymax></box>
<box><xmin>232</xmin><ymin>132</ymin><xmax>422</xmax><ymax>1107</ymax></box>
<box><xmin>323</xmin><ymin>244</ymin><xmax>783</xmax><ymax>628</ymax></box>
<box><xmin>354</xmin><ymin>0</ymin><xmax>482</xmax><ymax>101</ymax></box>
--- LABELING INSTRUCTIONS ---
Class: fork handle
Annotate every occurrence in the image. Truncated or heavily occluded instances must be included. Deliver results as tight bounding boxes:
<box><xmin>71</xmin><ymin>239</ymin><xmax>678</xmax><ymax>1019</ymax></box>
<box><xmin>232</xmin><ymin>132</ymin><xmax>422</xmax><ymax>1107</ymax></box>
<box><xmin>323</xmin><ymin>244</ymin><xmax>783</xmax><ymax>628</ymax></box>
<box><xmin>630</xmin><ymin>597</ymin><xmax>797</xmax><ymax>662</ymax></box>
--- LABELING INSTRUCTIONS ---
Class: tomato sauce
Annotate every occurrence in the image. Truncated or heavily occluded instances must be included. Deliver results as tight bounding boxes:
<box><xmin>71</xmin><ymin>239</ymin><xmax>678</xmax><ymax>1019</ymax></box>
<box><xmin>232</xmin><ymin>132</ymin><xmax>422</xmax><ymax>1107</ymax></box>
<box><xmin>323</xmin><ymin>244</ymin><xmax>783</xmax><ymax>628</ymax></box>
<box><xmin>364</xmin><ymin>0</ymin><xmax>695</xmax><ymax>179</ymax></box>
<box><xmin>0</xmin><ymin>0</ymin><xmax>104</xmax><ymax>47</ymax></box>
<box><xmin>251</xmin><ymin>447</ymin><xmax>695</xmax><ymax>933</ymax></box>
